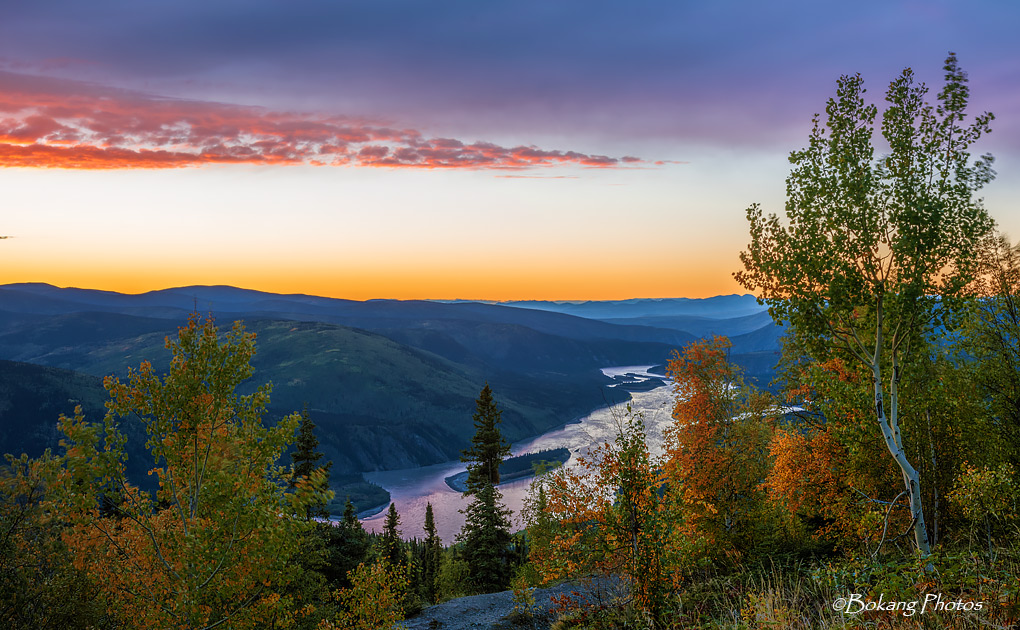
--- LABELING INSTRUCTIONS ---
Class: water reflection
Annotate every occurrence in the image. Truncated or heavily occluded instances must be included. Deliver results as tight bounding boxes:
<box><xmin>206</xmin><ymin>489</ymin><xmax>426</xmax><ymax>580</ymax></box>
<box><xmin>361</xmin><ymin>366</ymin><xmax>676</xmax><ymax>543</ymax></box>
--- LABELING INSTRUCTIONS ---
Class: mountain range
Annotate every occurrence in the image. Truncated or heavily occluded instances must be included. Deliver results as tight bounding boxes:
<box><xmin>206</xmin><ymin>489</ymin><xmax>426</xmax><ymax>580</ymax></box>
<box><xmin>0</xmin><ymin>283</ymin><xmax>782</xmax><ymax>480</ymax></box>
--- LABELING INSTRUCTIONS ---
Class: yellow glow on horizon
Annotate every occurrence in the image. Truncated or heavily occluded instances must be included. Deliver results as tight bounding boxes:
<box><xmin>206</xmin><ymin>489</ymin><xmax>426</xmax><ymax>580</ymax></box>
<box><xmin>6</xmin><ymin>151</ymin><xmax>1015</xmax><ymax>304</ymax></box>
<box><xmin>1</xmin><ymin>251</ymin><xmax>747</xmax><ymax>301</ymax></box>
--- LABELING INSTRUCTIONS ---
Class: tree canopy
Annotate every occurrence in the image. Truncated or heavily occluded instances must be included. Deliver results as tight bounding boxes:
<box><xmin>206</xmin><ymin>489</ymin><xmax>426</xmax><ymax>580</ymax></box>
<box><xmin>735</xmin><ymin>53</ymin><xmax>996</xmax><ymax>555</ymax></box>
<box><xmin>54</xmin><ymin>315</ymin><xmax>327</xmax><ymax>630</ymax></box>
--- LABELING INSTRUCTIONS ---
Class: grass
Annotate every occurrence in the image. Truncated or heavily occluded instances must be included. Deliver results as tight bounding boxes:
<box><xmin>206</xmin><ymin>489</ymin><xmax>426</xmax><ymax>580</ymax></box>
<box><xmin>547</xmin><ymin>546</ymin><xmax>1020</xmax><ymax>629</ymax></box>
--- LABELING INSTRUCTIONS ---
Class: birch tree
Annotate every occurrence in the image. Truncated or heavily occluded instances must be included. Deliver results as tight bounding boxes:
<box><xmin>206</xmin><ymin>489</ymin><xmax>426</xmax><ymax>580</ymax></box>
<box><xmin>735</xmin><ymin>53</ymin><xmax>996</xmax><ymax>555</ymax></box>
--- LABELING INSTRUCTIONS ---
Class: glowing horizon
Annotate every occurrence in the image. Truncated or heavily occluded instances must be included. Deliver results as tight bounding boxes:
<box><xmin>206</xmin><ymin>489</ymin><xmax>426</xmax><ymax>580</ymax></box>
<box><xmin>0</xmin><ymin>280</ymin><xmax>749</xmax><ymax>304</ymax></box>
<box><xmin>0</xmin><ymin>267</ymin><xmax>748</xmax><ymax>303</ymax></box>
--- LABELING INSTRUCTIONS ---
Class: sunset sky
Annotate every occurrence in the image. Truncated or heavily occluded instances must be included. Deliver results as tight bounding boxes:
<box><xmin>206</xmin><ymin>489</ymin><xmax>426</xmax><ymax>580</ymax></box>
<box><xmin>2</xmin><ymin>1</ymin><xmax>1019</xmax><ymax>300</ymax></box>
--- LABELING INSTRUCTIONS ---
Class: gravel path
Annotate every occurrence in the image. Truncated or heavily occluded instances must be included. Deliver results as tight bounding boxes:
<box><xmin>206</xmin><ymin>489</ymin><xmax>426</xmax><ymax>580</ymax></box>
<box><xmin>401</xmin><ymin>576</ymin><xmax>623</xmax><ymax>630</ymax></box>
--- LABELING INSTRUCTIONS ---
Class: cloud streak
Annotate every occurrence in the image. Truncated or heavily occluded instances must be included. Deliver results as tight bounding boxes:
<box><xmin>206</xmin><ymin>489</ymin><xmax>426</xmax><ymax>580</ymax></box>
<box><xmin>0</xmin><ymin>72</ymin><xmax>640</xmax><ymax>170</ymax></box>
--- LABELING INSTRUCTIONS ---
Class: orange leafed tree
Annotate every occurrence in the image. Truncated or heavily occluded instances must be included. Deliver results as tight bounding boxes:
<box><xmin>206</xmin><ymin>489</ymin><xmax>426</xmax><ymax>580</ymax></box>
<box><xmin>767</xmin><ymin>357</ymin><xmax>915</xmax><ymax>551</ymax></box>
<box><xmin>54</xmin><ymin>315</ymin><xmax>328</xmax><ymax>630</ymax></box>
<box><xmin>529</xmin><ymin>338</ymin><xmax>780</xmax><ymax>621</ymax></box>
<box><xmin>531</xmin><ymin>409</ymin><xmax>693</xmax><ymax>624</ymax></box>
<box><xmin>664</xmin><ymin>336</ymin><xmax>777</xmax><ymax>557</ymax></box>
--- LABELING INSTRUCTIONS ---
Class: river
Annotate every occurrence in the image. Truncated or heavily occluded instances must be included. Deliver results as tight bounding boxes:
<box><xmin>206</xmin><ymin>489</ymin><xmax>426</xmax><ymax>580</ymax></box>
<box><xmin>360</xmin><ymin>365</ymin><xmax>676</xmax><ymax>543</ymax></box>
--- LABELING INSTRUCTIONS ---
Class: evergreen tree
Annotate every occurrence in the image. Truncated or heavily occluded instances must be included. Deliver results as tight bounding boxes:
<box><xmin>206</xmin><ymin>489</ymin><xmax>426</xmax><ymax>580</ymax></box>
<box><xmin>458</xmin><ymin>384</ymin><xmax>514</xmax><ymax>593</ymax></box>
<box><xmin>380</xmin><ymin>502</ymin><xmax>405</xmax><ymax>568</ymax></box>
<box><xmin>376</xmin><ymin>502</ymin><xmax>422</xmax><ymax>615</ymax></box>
<box><xmin>290</xmin><ymin>404</ymin><xmax>332</xmax><ymax>519</ymax></box>
<box><xmin>461</xmin><ymin>384</ymin><xmax>511</xmax><ymax>494</ymax></box>
<box><xmin>458</xmin><ymin>483</ymin><xmax>512</xmax><ymax>593</ymax></box>
<box><xmin>321</xmin><ymin>499</ymin><xmax>371</xmax><ymax>591</ymax></box>
<box><xmin>421</xmin><ymin>502</ymin><xmax>442</xmax><ymax>604</ymax></box>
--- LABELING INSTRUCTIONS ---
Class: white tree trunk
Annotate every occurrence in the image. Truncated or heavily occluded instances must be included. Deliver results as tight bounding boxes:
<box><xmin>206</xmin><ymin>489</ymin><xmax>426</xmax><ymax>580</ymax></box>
<box><xmin>871</xmin><ymin>310</ymin><xmax>931</xmax><ymax>555</ymax></box>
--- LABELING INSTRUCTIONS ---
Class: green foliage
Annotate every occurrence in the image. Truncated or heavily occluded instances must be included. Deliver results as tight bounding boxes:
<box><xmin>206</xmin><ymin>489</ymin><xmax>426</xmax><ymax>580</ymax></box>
<box><xmin>321</xmin><ymin>500</ymin><xmax>371</xmax><ymax>591</ymax></box>
<box><xmin>53</xmin><ymin>314</ymin><xmax>329</xmax><ymax>630</ymax></box>
<box><xmin>948</xmin><ymin>463</ymin><xmax>1019</xmax><ymax>559</ymax></box>
<box><xmin>462</xmin><ymin>383</ymin><xmax>512</xmax><ymax>494</ymax></box>
<box><xmin>457</xmin><ymin>384</ymin><xmax>514</xmax><ymax>594</ymax></box>
<box><xmin>292</xmin><ymin>405</ymin><xmax>333</xmax><ymax>519</ymax></box>
<box><xmin>379</xmin><ymin>502</ymin><xmax>405</xmax><ymax>569</ymax></box>
<box><xmin>0</xmin><ymin>453</ymin><xmax>110</xmax><ymax>629</ymax></box>
<box><xmin>508</xmin><ymin>571</ymin><xmax>539</xmax><ymax>623</ymax></box>
<box><xmin>521</xmin><ymin>478</ymin><xmax>557</xmax><ymax>584</ymax></box>
<box><xmin>809</xmin><ymin>548</ymin><xmax>1020</xmax><ymax>626</ymax></box>
<box><xmin>950</xmin><ymin>463</ymin><xmax>1018</xmax><ymax>525</ymax></box>
<box><xmin>324</xmin><ymin>560</ymin><xmax>407</xmax><ymax>630</ymax></box>
<box><xmin>773</xmin><ymin>337</ymin><xmax>1003</xmax><ymax>553</ymax></box>
<box><xmin>279</xmin><ymin>523</ymin><xmax>333</xmax><ymax>630</ymax></box>
<box><xmin>293</xmin><ymin>405</ymin><xmax>326</xmax><ymax>481</ymax></box>
<box><xmin>961</xmin><ymin>234</ymin><xmax>1020</xmax><ymax>466</ymax></box>
<box><xmin>436</xmin><ymin>548</ymin><xmax>470</xmax><ymax>601</ymax></box>
<box><xmin>459</xmin><ymin>482</ymin><xmax>514</xmax><ymax>593</ymax></box>
<box><xmin>737</xmin><ymin>53</ymin><xmax>997</xmax><ymax>556</ymax></box>
<box><xmin>421</xmin><ymin>502</ymin><xmax>442</xmax><ymax>604</ymax></box>
<box><xmin>375</xmin><ymin>502</ymin><xmax>422</xmax><ymax>615</ymax></box>
<box><xmin>737</xmin><ymin>53</ymin><xmax>995</xmax><ymax>345</ymax></box>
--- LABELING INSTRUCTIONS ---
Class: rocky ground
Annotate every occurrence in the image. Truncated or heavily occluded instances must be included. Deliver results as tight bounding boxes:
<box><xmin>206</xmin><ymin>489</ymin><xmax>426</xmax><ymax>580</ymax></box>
<box><xmin>401</xmin><ymin>576</ymin><xmax>624</xmax><ymax>630</ymax></box>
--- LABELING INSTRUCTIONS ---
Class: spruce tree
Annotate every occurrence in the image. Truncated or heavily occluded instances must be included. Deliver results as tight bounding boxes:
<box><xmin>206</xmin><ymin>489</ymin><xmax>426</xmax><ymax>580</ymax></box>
<box><xmin>377</xmin><ymin>502</ymin><xmax>419</xmax><ymax>613</ymax></box>
<box><xmin>290</xmin><ymin>404</ymin><xmax>332</xmax><ymax>519</ymax></box>
<box><xmin>321</xmin><ymin>498</ymin><xmax>370</xmax><ymax>590</ymax></box>
<box><xmin>461</xmin><ymin>384</ymin><xmax>511</xmax><ymax>494</ymax></box>
<box><xmin>342</xmin><ymin>497</ymin><xmax>360</xmax><ymax>527</ymax></box>
<box><xmin>380</xmin><ymin>502</ymin><xmax>405</xmax><ymax>568</ymax></box>
<box><xmin>458</xmin><ymin>483</ymin><xmax>512</xmax><ymax>593</ymax></box>
<box><xmin>458</xmin><ymin>385</ymin><xmax>513</xmax><ymax>593</ymax></box>
<box><xmin>422</xmin><ymin>502</ymin><xmax>442</xmax><ymax>604</ymax></box>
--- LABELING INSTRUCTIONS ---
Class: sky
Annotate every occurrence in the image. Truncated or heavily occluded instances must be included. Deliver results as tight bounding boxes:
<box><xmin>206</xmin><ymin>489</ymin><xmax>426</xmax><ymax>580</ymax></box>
<box><xmin>2</xmin><ymin>0</ymin><xmax>1018</xmax><ymax>300</ymax></box>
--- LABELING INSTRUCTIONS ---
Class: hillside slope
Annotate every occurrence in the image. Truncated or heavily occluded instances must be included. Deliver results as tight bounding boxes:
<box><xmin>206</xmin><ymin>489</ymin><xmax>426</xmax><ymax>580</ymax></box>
<box><xmin>0</xmin><ymin>284</ymin><xmax>783</xmax><ymax>472</ymax></box>
<box><xmin>0</xmin><ymin>314</ymin><xmax>635</xmax><ymax>473</ymax></box>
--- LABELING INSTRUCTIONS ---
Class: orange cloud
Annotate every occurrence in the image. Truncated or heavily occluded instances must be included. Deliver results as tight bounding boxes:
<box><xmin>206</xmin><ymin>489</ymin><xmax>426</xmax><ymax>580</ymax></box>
<box><xmin>0</xmin><ymin>72</ymin><xmax>642</xmax><ymax>170</ymax></box>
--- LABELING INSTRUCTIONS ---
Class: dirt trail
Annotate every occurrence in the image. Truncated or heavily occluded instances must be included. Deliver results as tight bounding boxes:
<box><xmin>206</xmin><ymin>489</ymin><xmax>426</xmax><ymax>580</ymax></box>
<box><xmin>402</xmin><ymin>577</ymin><xmax>622</xmax><ymax>630</ymax></box>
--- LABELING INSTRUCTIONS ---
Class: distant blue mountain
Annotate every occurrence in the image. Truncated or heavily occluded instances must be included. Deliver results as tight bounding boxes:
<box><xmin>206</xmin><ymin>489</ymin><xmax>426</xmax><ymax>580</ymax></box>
<box><xmin>0</xmin><ymin>283</ymin><xmax>695</xmax><ymax>346</ymax></box>
<box><xmin>601</xmin><ymin>310</ymin><xmax>775</xmax><ymax>338</ymax></box>
<box><xmin>499</xmin><ymin>295</ymin><xmax>767</xmax><ymax>320</ymax></box>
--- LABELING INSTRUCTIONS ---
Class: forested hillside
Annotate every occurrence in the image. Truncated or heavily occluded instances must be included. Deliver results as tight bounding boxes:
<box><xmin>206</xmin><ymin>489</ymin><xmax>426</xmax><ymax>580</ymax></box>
<box><xmin>0</xmin><ymin>286</ymin><xmax>777</xmax><ymax>474</ymax></box>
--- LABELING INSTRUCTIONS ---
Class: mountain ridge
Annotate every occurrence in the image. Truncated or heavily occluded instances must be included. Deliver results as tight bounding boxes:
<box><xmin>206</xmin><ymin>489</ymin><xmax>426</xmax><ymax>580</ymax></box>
<box><xmin>0</xmin><ymin>284</ymin><xmax>783</xmax><ymax>475</ymax></box>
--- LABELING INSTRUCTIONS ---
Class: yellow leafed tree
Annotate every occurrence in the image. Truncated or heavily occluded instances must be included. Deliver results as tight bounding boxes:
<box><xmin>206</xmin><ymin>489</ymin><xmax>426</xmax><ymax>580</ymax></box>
<box><xmin>54</xmin><ymin>315</ymin><xmax>328</xmax><ymax>630</ymax></box>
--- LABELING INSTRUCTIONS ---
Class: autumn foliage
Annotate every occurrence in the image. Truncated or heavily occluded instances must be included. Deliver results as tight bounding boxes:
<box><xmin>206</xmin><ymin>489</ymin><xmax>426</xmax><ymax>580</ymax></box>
<box><xmin>529</xmin><ymin>337</ymin><xmax>782</xmax><ymax>624</ymax></box>
<box><xmin>531</xmin><ymin>408</ymin><xmax>692</xmax><ymax>624</ymax></box>
<box><xmin>664</xmin><ymin>335</ymin><xmax>778</xmax><ymax>556</ymax></box>
<box><xmin>52</xmin><ymin>315</ymin><xmax>329</xmax><ymax>630</ymax></box>
<box><xmin>765</xmin><ymin>357</ymin><xmax>905</xmax><ymax>548</ymax></box>
<box><xmin>318</xmin><ymin>560</ymin><xmax>407</xmax><ymax>630</ymax></box>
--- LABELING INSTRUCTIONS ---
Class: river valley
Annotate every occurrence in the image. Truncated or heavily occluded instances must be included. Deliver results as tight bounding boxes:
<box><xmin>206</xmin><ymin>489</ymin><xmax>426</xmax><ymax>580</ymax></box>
<box><xmin>360</xmin><ymin>366</ymin><xmax>676</xmax><ymax>543</ymax></box>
